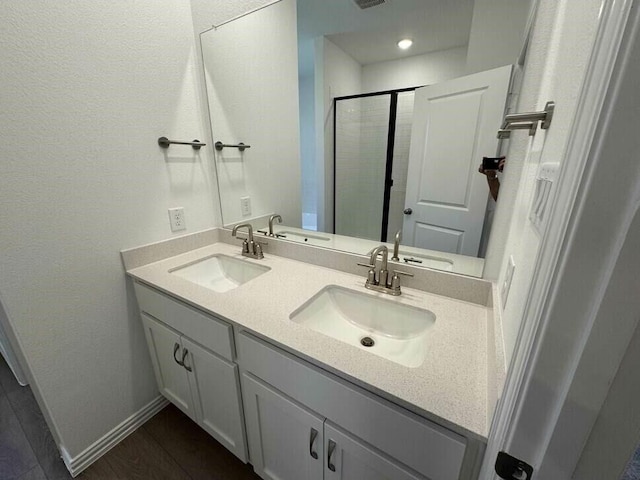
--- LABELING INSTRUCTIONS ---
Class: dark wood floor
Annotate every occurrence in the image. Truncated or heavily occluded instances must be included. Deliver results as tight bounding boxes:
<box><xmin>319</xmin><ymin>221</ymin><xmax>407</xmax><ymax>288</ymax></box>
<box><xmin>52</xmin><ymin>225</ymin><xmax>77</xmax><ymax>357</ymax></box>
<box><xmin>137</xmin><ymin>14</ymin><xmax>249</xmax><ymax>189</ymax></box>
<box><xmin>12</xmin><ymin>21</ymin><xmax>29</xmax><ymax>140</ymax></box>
<box><xmin>0</xmin><ymin>355</ymin><xmax>260</xmax><ymax>479</ymax></box>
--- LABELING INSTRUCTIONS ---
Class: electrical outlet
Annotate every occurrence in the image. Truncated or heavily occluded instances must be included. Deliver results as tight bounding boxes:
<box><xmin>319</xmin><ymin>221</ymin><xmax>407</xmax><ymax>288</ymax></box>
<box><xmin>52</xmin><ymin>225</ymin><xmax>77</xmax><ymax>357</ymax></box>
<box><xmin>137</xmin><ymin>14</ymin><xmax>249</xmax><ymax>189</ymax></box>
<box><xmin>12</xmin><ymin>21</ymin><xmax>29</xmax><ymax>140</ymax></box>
<box><xmin>240</xmin><ymin>196</ymin><xmax>251</xmax><ymax>216</ymax></box>
<box><xmin>501</xmin><ymin>256</ymin><xmax>516</xmax><ymax>309</ymax></box>
<box><xmin>168</xmin><ymin>207</ymin><xmax>186</xmax><ymax>232</ymax></box>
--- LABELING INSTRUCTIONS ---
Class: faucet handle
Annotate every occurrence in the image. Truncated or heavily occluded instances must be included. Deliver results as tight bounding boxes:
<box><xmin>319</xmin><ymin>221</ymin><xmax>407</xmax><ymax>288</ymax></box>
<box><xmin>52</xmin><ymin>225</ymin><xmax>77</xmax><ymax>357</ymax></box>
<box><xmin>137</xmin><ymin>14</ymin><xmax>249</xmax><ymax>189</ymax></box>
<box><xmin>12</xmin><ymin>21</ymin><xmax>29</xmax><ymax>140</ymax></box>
<box><xmin>392</xmin><ymin>269</ymin><xmax>414</xmax><ymax>278</ymax></box>
<box><xmin>390</xmin><ymin>269</ymin><xmax>414</xmax><ymax>292</ymax></box>
<box><xmin>357</xmin><ymin>263</ymin><xmax>377</xmax><ymax>285</ymax></box>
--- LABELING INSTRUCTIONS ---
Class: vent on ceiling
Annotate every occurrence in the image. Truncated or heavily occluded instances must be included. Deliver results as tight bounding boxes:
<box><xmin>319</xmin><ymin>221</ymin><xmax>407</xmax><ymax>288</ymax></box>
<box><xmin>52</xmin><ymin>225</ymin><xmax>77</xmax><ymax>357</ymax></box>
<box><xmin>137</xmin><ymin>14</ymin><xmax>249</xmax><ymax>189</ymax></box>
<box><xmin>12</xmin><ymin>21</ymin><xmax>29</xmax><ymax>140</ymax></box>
<box><xmin>353</xmin><ymin>0</ymin><xmax>386</xmax><ymax>9</ymax></box>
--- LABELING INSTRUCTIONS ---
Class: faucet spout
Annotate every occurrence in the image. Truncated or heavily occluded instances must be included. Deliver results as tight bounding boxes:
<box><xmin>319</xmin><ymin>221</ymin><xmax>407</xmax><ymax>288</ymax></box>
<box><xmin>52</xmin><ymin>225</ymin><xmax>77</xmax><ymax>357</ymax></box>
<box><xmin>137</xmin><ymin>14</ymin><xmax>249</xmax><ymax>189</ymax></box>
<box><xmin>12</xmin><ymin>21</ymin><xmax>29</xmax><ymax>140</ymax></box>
<box><xmin>231</xmin><ymin>223</ymin><xmax>264</xmax><ymax>259</ymax></box>
<box><xmin>268</xmin><ymin>214</ymin><xmax>282</xmax><ymax>236</ymax></box>
<box><xmin>369</xmin><ymin>245</ymin><xmax>388</xmax><ymax>271</ymax></box>
<box><xmin>392</xmin><ymin>230</ymin><xmax>402</xmax><ymax>261</ymax></box>
<box><xmin>232</xmin><ymin>223</ymin><xmax>254</xmax><ymax>243</ymax></box>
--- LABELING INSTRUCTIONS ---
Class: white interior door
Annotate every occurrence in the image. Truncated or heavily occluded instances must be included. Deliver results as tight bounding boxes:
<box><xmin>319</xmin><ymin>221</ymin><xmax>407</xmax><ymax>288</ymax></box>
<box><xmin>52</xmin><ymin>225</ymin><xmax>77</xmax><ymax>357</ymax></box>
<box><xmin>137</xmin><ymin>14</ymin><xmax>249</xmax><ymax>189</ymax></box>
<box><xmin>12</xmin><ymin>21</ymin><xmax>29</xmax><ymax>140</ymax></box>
<box><xmin>403</xmin><ymin>65</ymin><xmax>511</xmax><ymax>256</ymax></box>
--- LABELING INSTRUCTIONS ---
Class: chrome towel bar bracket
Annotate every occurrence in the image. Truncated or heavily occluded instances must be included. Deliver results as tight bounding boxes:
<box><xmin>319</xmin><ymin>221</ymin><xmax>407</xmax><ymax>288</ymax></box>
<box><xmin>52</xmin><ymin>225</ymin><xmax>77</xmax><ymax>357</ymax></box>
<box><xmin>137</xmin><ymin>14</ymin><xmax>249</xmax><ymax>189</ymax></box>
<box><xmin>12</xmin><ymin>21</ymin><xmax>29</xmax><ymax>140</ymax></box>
<box><xmin>215</xmin><ymin>141</ymin><xmax>251</xmax><ymax>152</ymax></box>
<box><xmin>498</xmin><ymin>101</ymin><xmax>555</xmax><ymax>139</ymax></box>
<box><xmin>158</xmin><ymin>137</ymin><xmax>206</xmax><ymax>150</ymax></box>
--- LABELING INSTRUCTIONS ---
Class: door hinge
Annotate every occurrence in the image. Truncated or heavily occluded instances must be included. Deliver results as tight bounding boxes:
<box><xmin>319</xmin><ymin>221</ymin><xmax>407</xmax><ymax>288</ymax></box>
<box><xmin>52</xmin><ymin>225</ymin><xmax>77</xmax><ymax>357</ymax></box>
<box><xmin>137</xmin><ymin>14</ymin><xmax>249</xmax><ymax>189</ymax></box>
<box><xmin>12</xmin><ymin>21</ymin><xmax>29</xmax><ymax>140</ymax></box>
<box><xmin>495</xmin><ymin>451</ymin><xmax>534</xmax><ymax>480</ymax></box>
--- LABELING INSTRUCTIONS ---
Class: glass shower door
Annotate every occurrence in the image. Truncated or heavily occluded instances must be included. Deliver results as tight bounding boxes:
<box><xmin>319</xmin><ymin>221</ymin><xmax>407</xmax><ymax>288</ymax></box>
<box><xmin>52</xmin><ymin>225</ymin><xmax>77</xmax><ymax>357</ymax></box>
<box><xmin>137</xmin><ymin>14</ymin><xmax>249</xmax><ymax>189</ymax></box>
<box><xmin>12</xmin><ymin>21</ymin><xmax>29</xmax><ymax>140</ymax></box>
<box><xmin>334</xmin><ymin>95</ymin><xmax>391</xmax><ymax>241</ymax></box>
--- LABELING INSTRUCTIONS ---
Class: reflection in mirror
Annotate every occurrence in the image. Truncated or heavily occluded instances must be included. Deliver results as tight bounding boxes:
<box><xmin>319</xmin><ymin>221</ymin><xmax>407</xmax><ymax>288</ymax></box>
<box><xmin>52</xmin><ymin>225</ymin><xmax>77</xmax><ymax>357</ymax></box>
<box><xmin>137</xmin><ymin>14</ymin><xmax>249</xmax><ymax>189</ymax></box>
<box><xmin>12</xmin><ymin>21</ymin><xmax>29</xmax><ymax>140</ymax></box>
<box><xmin>201</xmin><ymin>0</ymin><xmax>533</xmax><ymax>278</ymax></box>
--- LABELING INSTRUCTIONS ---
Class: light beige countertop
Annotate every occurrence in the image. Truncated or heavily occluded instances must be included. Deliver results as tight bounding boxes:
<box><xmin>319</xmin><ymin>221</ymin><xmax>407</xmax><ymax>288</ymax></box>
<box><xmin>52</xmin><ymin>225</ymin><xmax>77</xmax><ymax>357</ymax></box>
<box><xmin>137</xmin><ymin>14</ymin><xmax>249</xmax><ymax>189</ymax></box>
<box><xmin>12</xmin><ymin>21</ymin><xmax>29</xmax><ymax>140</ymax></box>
<box><xmin>126</xmin><ymin>241</ymin><xmax>491</xmax><ymax>441</ymax></box>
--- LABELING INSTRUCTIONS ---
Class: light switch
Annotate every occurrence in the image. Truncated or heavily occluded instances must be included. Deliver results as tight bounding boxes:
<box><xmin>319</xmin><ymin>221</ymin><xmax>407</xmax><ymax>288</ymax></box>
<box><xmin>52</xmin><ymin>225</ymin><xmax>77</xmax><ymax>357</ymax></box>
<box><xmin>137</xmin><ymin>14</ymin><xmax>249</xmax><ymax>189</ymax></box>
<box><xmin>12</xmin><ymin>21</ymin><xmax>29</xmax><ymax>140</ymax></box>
<box><xmin>501</xmin><ymin>256</ymin><xmax>516</xmax><ymax>309</ymax></box>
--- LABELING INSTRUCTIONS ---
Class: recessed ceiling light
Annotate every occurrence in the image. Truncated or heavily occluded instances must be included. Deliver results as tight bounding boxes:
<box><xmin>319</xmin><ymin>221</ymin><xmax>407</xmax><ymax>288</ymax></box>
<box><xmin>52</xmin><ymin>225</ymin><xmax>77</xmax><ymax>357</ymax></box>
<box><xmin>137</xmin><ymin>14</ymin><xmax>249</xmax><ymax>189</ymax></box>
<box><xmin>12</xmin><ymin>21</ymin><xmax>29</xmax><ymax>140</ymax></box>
<box><xmin>397</xmin><ymin>39</ymin><xmax>413</xmax><ymax>50</ymax></box>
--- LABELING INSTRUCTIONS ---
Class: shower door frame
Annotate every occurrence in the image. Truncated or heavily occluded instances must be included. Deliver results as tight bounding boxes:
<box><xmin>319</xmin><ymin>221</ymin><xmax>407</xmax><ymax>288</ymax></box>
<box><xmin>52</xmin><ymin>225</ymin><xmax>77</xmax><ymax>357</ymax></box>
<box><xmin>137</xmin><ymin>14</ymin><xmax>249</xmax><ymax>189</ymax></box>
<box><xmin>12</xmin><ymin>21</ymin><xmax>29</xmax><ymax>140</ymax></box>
<box><xmin>332</xmin><ymin>86</ymin><xmax>420</xmax><ymax>241</ymax></box>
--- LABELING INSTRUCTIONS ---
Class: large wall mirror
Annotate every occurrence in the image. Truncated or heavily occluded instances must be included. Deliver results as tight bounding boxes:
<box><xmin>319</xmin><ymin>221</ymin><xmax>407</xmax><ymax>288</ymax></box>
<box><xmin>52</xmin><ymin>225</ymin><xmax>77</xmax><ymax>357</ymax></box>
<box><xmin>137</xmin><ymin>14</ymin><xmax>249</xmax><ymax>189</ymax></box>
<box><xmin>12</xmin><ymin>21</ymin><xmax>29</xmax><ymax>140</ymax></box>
<box><xmin>200</xmin><ymin>0</ymin><xmax>534</xmax><ymax>277</ymax></box>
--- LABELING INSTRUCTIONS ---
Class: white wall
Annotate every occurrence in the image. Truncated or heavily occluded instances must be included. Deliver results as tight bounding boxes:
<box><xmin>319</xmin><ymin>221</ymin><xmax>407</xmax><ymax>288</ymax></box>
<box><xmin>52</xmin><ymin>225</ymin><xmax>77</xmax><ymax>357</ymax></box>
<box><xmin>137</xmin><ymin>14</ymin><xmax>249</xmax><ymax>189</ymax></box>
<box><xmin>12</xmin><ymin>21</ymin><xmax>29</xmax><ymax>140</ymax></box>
<box><xmin>200</xmin><ymin>0</ymin><xmax>302</xmax><ymax>227</ymax></box>
<box><xmin>484</xmin><ymin>0</ymin><xmax>604</xmax><ymax>365</ymax></box>
<box><xmin>0</xmin><ymin>0</ymin><xmax>219</xmax><ymax>459</ymax></box>
<box><xmin>299</xmin><ymin>71</ymin><xmax>317</xmax><ymax>219</ymax></box>
<box><xmin>466</xmin><ymin>0</ymin><xmax>533</xmax><ymax>74</ymax></box>
<box><xmin>320</xmin><ymin>38</ymin><xmax>363</xmax><ymax>231</ymax></box>
<box><xmin>361</xmin><ymin>46</ymin><xmax>468</xmax><ymax>93</ymax></box>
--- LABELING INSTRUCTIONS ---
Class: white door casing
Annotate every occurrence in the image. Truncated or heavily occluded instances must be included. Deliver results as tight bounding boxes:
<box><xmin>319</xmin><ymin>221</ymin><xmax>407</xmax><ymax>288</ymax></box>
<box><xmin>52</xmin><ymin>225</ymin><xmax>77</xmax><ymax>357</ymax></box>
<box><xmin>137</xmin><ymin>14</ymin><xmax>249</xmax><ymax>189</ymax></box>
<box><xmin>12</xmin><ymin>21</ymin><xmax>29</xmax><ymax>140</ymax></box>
<box><xmin>403</xmin><ymin>65</ymin><xmax>512</xmax><ymax>256</ymax></box>
<box><xmin>479</xmin><ymin>0</ymin><xmax>637</xmax><ymax>478</ymax></box>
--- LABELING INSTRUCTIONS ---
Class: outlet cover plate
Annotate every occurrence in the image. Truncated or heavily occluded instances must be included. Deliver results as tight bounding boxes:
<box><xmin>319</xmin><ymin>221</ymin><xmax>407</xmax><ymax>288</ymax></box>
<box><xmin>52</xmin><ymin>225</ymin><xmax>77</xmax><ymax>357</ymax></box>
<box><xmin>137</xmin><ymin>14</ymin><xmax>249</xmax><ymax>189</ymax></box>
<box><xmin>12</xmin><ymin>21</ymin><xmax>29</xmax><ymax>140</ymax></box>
<box><xmin>168</xmin><ymin>207</ymin><xmax>186</xmax><ymax>232</ymax></box>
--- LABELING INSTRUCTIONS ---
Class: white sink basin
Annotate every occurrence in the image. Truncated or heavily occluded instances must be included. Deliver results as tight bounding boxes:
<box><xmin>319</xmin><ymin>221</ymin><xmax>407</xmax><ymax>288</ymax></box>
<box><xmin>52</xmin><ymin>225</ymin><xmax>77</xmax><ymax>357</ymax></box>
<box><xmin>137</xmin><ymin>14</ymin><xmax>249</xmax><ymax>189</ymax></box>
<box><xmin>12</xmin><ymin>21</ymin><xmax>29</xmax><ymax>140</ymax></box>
<box><xmin>170</xmin><ymin>254</ymin><xmax>270</xmax><ymax>293</ymax></box>
<box><xmin>278</xmin><ymin>230</ymin><xmax>330</xmax><ymax>242</ymax></box>
<box><xmin>368</xmin><ymin>248</ymin><xmax>454</xmax><ymax>271</ymax></box>
<box><xmin>290</xmin><ymin>286</ymin><xmax>435</xmax><ymax>368</ymax></box>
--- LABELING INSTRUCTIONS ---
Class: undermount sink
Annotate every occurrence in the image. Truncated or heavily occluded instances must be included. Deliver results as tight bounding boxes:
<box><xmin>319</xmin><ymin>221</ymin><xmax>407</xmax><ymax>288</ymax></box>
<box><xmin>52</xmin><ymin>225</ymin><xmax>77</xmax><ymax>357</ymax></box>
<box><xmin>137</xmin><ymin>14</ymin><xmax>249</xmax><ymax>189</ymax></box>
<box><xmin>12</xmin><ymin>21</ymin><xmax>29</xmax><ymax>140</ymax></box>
<box><xmin>369</xmin><ymin>248</ymin><xmax>454</xmax><ymax>271</ymax></box>
<box><xmin>277</xmin><ymin>230</ymin><xmax>330</xmax><ymax>242</ymax></box>
<box><xmin>170</xmin><ymin>254</ymin><xmax>270</xmax><ymax>293</ymax></box>
<box><xmin>290</xmin><ymin>286</ymin><xmax>435</xmax><ymax>368</ymax></box>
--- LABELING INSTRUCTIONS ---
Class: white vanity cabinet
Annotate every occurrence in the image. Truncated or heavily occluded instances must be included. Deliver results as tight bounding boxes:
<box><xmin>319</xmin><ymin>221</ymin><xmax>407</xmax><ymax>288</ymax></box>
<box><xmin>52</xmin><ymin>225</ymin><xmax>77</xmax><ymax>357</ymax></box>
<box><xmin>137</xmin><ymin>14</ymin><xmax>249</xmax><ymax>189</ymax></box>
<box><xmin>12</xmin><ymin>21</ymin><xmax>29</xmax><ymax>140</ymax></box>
<box><xmin>134</xmin><ymin>282</ymin><xmax>247</xmax><ymax>462</ymax></box>
<box><xmin>140</xmin><ymin>313</ymin><xmax>198</xmax><ymax>420</ymax></box>
<box><xmin>238</xmin><ymin>332</ymin><xmax>468</xmax><ymax>480</ymax></box>
<box><xmin>242</xmin><ymin>374</ymin><xmax>325</xmax><ymax>480</ymax></box>
<box><xmin>243</xmin><ymin>370</ymin><xmax>426</xmax><ymax>480</ymax></box>
<box><xmin>323</xmin><ymin>422</ymin><xmax>424</xmax><ymax>480</ymax></box>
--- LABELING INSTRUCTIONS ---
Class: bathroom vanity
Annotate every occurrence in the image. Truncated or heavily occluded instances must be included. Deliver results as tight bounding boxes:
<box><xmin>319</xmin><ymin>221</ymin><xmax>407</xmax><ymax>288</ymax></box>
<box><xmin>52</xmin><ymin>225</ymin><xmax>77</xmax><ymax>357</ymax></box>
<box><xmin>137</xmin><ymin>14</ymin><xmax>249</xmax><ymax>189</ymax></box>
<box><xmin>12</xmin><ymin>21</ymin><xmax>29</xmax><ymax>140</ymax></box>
<box><xmin>123</xmin><ymin>230</ymin><xmax>501</xmax><ymax>480</ymax></box>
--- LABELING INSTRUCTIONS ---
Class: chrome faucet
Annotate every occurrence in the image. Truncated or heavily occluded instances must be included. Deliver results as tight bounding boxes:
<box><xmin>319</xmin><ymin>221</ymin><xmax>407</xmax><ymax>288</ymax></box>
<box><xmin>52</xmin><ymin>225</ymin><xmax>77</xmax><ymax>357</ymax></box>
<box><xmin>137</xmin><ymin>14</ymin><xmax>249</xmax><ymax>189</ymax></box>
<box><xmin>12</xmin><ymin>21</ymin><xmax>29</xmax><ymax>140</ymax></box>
<box><xmin>392</xmin><ymin>229</ymin><xmax>402</xmax><ymax>261</ymax></box>
<box><xmin>268</xmin><ymin>214</ymin><xmax>282</xmax><ymax>237</ymax></box>
<box><xmin>358</xmin><ymin>245</ymin><xmax>413</xmax><ymax>296</ymax></box>
<box><xmin>231</xmin><ymin>223</ymin><xmax>265</xmax><ymax>259</ymax></box>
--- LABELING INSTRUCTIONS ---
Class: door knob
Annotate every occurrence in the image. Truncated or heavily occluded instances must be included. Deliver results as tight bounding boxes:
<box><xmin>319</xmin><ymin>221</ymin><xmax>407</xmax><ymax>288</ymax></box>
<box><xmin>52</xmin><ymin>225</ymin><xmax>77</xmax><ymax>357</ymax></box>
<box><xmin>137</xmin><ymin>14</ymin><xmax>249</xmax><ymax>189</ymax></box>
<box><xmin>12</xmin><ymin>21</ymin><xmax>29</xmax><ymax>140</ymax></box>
<box><xmin>403</xmin><ymin>208</ymin><xmax>413</xmax><ymax>215</ymax></box>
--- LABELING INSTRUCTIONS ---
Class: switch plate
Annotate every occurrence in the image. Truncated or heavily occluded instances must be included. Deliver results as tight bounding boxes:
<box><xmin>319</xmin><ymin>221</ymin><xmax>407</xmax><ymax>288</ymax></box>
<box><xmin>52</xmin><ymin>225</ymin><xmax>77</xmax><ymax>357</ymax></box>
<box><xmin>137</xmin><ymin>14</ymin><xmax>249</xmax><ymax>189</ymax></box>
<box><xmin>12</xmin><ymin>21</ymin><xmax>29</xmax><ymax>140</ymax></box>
<box><xmin>168</xmin><ymin>207</ymin><xmax>186</xmax><ymax>232</ymax></box>
<box><xmin>240</xmin><ymin>196</ymin><xmax>251</xmax><ymax>216</ymax></box>
<box><xmin>501</xmin><ymin>256</ymin><xmax>516</xmax><ymax>309</ymax></box>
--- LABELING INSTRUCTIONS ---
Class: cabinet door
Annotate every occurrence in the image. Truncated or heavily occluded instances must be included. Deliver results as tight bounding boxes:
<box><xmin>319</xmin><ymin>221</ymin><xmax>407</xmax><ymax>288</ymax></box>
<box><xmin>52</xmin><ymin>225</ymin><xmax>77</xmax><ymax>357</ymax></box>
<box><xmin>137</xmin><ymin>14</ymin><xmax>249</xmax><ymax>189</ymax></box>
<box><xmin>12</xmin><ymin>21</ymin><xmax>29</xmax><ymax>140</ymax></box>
<box><xmin>242</xmin><ymin>373</ymin><xmax>324</xmax><ymax>480</ymax></box>
<box><xmin>141</xmin><ymin>313</ymin><xmax>195</xmax><ymax>420</ymax></box>
<box><xmin>181</xmin><ymin>337</ymin><xmax>247</xmax><ymax>462</ymax></box>
<box><xmin>324</xmin><ymin>422</ymin><xmax>424</xmax><ymax>480</ymax></box>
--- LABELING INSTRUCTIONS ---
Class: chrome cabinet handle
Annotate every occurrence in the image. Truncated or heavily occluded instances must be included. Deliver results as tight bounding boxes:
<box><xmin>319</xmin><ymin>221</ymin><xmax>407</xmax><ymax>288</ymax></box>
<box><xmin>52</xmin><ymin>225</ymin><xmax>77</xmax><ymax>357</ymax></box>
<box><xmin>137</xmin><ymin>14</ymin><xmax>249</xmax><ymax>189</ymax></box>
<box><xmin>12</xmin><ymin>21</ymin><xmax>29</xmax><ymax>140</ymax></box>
<box><xmin>309</xmin><ymin>428</ymin><xmax>319</xmax><ymax>459</ymax></box>
<box><xmin>181</xmin><ymin>349</ymin><xmax>192</xmax><ymax>372</ymax></box>
<box><xmin>173</xmin><ymin>343</ymin><xmax>184</xmax><ymax>366</ymax></box>
<box><xmin>327</xmin><ymin>439</ymin><xmax>337</xmax><ymax>472</ymax></box>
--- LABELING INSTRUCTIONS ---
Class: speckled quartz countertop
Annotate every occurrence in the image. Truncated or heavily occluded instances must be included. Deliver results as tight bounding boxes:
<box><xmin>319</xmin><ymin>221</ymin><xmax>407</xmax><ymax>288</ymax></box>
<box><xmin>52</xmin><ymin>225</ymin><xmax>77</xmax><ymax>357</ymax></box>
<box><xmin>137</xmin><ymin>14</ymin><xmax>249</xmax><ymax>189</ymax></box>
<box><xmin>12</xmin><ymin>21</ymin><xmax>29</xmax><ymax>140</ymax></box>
<box><xmin>126</xmin><ymin>241</ymin><xmax>490</xmax><ymax>440</ymax></box>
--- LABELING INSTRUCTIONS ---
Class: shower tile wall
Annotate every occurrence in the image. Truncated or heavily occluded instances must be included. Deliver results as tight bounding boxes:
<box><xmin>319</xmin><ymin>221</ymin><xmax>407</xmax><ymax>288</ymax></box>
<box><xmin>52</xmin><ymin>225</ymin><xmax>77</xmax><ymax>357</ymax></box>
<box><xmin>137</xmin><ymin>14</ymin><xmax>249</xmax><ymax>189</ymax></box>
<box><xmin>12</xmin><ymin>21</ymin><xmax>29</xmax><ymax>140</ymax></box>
<box><xmin>386</xmin><ymin>91</ymin><xmax>415</xmax><ymax>242</ymax></box>
<box><xmin>335</xmin><ymin>96</ymin><xmax>390</xmax><ymax>241</ymax></box>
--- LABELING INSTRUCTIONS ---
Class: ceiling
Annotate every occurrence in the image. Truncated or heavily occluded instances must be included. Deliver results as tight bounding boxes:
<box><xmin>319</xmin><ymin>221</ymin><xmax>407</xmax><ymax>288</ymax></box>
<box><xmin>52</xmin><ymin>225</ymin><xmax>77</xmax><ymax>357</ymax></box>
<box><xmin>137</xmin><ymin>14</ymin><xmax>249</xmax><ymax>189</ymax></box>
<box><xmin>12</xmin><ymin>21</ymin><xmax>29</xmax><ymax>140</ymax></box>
<box><xmin>297</xmin><ymin>0</ymin><xmax>475</xmax><ymax>66</ymax></box>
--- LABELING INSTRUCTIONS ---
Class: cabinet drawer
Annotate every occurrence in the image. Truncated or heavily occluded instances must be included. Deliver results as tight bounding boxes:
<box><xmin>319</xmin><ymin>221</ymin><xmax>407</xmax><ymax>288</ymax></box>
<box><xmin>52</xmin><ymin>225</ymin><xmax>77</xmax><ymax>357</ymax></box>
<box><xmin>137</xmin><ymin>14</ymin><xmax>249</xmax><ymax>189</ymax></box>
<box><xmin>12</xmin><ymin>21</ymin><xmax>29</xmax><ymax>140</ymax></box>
<box><xmin>238</xmin><ymin>332</ymin><xmax>466</xmax><ymax>480</ymax></box>
<box><xmin>134</xmin><ymin>282</ymin><xmax>234</xmax><ymax>361</ymax></box>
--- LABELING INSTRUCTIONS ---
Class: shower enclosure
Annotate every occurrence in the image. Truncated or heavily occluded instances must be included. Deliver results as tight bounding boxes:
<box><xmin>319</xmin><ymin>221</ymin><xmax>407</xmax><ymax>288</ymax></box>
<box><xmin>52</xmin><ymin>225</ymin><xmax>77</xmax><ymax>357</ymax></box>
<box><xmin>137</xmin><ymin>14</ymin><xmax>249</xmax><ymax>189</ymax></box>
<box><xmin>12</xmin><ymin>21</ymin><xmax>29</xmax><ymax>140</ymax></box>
<box><xmin>333</xmin><ymin>88</ymin><xmax>417</xmax><ymax>242</ymax></box>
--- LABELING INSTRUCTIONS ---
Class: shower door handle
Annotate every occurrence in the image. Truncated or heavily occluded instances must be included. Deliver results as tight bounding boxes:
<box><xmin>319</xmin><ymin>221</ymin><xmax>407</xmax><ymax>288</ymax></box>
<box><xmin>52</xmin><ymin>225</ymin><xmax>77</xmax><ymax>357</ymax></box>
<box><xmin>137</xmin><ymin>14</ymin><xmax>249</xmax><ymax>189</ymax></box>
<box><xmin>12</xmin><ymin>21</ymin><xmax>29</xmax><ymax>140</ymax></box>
<box><xmin>403</xmin><ymin>208</ymin><xmax>413</xmax><ymax>215</ymax></box>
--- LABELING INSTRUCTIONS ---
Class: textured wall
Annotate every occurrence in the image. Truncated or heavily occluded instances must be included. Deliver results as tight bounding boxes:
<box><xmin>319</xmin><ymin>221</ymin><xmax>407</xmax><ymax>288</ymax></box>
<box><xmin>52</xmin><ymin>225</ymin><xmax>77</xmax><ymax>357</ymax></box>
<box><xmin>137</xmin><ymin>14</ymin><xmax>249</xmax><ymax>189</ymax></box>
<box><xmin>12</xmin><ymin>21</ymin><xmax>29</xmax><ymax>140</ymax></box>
<box><xmin>0</xmin><ymin>0</ymin><xmax>218</xmax><ymax>458</ymax></box>
<box><xmin>200</xmin><ymin>0</ymin><xmax>302</xmax><ymax>227</ymax></box>
<box><xmin>466</xmin><ymin>0</ymin><xmax>533</xmax><ymax>74</ymax></box>
<box><xmin>361</xmin><ymin>46</ymin><xmax>468</xmax><ymax>93</ymax></box>
<box><xmin>484</xmin><ymin>0</ymin><xmax>604</xmax><ymax>365</ymax></box>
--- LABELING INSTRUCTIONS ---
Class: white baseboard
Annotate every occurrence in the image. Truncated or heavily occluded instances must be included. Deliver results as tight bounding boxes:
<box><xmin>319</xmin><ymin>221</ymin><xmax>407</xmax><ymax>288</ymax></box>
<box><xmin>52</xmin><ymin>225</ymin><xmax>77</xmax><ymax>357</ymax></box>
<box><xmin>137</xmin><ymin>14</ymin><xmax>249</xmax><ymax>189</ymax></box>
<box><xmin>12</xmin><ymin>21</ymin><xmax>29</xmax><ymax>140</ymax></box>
<box><xmin>60</xmin><ymin>395</ymin><xmax>169</xmax><ymax>477</ymax></box>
